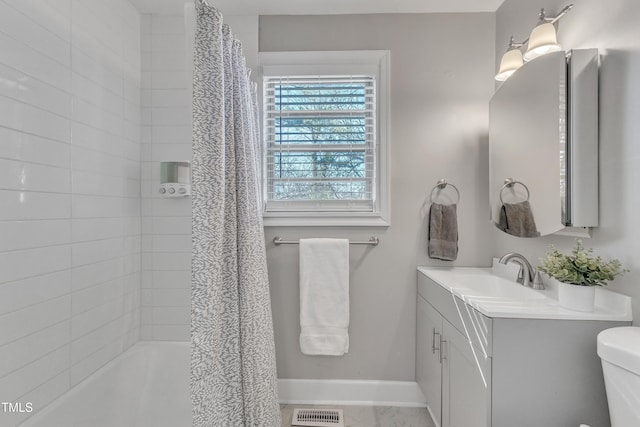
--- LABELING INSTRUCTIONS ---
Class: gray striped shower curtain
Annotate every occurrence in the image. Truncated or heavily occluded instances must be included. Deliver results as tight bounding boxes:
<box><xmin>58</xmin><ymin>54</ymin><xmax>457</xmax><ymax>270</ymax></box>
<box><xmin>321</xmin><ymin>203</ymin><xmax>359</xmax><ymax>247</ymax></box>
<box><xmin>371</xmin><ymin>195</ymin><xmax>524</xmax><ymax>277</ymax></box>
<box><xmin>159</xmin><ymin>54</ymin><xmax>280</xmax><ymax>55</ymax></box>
<box><xmin>190</xmin><ymin>3</ymin><xmax>281</xmax><ymax>426</ymax></box>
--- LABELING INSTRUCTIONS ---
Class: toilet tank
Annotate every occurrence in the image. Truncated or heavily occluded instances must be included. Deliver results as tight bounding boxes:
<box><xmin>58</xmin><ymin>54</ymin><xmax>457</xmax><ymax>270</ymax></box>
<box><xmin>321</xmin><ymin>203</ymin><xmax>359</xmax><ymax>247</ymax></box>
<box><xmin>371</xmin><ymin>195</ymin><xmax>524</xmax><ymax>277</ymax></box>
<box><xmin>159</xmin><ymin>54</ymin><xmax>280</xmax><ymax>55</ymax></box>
<box><xmin>598</xmin><ymin>327</ymin><xmax>640</xmax><ymax>375</ymax></box>
<box><xmin>597</xmin><ymin>327</ymin><xmax>640</xmax><ymax>427</ymax></box>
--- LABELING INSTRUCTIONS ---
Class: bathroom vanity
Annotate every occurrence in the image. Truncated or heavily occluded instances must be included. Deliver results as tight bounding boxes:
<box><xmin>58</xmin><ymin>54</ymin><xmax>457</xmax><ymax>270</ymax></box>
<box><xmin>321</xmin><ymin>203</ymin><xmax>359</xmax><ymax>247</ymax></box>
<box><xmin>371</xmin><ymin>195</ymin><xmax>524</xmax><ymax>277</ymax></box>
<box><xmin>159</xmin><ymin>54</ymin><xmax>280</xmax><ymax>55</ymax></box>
<box><xmin>416</xmin><ymin>267</ymin><xmax>632</xmax><ymax>427</ymax></box>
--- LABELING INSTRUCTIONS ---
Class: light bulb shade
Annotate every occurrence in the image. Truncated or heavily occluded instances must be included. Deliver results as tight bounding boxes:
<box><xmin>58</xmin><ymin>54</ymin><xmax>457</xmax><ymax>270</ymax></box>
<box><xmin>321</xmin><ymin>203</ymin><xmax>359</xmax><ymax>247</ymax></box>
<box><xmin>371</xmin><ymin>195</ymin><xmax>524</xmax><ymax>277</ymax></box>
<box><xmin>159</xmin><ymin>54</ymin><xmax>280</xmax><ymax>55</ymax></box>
<box><xmin>495</xmin><ymin>48</ymin><xmax>524</xmax><ymax>81</ymax></box>
<box><xmin>523</xmin><ymin>22</ymin><xmax>561</xmax><ymax>61</ymax></box>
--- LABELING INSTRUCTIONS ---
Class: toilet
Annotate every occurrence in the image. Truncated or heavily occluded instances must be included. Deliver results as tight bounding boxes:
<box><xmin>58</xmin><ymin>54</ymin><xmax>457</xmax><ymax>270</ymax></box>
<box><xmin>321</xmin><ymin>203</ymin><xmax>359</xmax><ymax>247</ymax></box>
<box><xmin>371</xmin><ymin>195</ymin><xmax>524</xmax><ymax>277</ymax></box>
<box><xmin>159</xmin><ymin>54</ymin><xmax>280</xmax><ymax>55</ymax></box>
<box><xmin>597</xmin><ymin>327</ymin><xmax>640</xmax><ymax>427</ymax></box>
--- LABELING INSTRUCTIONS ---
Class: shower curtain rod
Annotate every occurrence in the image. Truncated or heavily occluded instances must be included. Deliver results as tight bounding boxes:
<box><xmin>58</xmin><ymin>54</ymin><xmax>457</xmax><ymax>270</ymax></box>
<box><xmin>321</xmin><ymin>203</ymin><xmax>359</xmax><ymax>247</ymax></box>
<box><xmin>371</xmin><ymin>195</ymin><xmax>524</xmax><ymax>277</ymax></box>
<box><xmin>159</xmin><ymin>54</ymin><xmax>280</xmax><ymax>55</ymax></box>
<box><xmin>273</xmin><ymin>236</ymin><xmax>380</xmax><ymax>246</ymax></box>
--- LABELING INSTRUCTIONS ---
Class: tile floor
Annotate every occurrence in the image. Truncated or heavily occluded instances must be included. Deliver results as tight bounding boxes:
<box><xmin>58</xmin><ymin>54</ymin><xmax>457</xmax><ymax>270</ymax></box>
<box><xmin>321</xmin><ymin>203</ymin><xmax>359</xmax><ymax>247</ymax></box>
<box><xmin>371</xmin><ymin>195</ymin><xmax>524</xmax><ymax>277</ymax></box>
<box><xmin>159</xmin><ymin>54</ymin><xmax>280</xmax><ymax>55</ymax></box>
<box><xmin>280</xmin><ymin>404</ymin><xmax>433</xmax><ymax>427</ymax></box>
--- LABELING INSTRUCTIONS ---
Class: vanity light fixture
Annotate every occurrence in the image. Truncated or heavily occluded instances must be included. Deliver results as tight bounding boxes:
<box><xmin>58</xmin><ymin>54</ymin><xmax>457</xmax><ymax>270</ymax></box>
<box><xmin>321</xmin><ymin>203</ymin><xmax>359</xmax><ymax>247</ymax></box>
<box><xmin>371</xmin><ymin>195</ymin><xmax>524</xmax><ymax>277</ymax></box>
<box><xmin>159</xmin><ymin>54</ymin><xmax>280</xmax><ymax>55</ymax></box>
<box><xmin>495</xmin><ymin>4</ymin><xmax>573</xmax><ymax>81</ymax></box>
<box><xmin>495</xmin><ymin>37</ymin><xmax>525</xmax><ymax>82</ymax></box>
<box><xmin>523</xmin><ymin>9</ymin><xmax>563</xmax><ymax>61</ymax></box>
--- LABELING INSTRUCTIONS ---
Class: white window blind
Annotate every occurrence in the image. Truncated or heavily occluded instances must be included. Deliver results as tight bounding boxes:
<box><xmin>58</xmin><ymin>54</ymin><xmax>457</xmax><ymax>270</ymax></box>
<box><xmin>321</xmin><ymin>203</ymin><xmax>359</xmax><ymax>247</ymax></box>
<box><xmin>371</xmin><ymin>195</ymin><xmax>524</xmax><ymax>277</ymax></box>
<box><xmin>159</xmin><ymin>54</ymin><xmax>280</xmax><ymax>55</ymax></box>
<box><xmin>263</xmin><ymin>75</ymin><xmax>377</xmax><ymax>212</ymax></box>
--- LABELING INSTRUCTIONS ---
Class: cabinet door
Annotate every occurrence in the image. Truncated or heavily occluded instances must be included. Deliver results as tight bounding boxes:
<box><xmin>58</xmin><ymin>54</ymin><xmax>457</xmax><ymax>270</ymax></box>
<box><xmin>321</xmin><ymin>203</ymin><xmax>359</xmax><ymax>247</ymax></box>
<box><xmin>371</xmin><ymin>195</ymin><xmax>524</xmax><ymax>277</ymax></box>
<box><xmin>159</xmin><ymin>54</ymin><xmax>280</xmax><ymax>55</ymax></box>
<box><xmin>441</xmin><ymin>321</ymin><xmax>491</xmax><ymax>427</ymax></box>
<box><xmin>417</xmin><ymin>296</ymin><xmax>443</xmax><ymax>426</ymax></box>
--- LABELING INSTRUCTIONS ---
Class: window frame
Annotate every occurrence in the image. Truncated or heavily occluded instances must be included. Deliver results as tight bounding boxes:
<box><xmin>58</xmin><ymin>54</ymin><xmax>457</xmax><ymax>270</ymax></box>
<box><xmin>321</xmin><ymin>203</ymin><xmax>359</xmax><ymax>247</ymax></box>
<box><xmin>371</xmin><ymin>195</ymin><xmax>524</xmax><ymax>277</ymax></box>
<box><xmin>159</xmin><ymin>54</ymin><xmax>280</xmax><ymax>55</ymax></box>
<box><xmin>259</xmin><ymin>50</ymin><xmax>390</xmax><ymax>227</ymax></box>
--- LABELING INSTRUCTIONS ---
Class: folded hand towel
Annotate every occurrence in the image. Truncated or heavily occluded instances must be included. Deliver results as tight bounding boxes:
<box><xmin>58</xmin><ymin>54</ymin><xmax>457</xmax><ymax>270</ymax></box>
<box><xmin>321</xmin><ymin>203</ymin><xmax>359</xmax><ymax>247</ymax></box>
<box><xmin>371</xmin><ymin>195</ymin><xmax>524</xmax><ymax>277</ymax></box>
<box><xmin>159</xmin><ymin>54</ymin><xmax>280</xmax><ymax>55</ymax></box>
<box><xmin>428</xmin><ymin>203</ymin><xmax>458</xmax><ymax>261</ymax></box>
<box><xmin>299</xmin><ymin>238</ymin><xmax>349</xmax><ymax>356</ymax></box>
<box><xmin>497</xmin><ymin>200</ymin><xmax>540</xmax><ymax>237</ymax></box>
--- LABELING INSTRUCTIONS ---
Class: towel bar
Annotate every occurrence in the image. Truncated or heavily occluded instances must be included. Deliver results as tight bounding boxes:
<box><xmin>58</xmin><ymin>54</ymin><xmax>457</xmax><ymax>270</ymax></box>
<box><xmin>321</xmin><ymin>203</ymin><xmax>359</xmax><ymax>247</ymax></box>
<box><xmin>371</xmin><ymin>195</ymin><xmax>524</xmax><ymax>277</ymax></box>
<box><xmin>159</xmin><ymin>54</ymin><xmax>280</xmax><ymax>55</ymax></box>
<box><xmin>272</xmin><ymin>236</ymin><xmax>380</xmax><ymax>246</ymax></box>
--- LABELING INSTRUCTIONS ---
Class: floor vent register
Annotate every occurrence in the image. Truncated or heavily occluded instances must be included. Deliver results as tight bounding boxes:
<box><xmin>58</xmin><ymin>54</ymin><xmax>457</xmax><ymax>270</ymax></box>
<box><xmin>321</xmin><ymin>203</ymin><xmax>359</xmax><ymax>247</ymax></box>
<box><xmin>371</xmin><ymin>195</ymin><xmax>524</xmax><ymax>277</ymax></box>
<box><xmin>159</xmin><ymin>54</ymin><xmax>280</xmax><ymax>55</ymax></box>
<box><xmin>291</xmin><ymin>408</ymin><xmax>344</xmax><ymax>427</ymax></box>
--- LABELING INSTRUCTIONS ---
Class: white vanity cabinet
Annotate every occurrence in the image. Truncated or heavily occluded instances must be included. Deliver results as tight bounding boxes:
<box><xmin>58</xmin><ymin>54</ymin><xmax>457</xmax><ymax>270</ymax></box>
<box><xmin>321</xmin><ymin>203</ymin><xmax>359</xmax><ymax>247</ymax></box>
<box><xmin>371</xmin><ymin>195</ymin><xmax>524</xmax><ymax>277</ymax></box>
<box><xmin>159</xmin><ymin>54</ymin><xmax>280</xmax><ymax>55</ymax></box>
<box><xmin>417</xmin><ymin>273</ymin><xmax>491</xmax><ymax>427</ymax></box>
<box><xmin>416</xmin><ymin>269</ymin><xmax>631</xmax><ymax>427</ymax></box>
<box><xmin>441</xmin><ymin>320</ymin><xmax>490</xmax><ymax>427</ymax></box>
<box><xmin>416</xmin><ymin>298</ymin><xmax>443</xmax><ymax>424</ymax></box>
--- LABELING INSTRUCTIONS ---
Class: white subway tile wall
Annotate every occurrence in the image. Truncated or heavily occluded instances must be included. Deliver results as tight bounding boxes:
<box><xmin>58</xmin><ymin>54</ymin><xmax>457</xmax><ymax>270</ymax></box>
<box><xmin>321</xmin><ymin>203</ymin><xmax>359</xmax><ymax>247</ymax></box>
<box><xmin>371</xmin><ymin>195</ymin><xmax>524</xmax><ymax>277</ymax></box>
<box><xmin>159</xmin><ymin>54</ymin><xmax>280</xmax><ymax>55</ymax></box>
<box><xmin>140</xmin><ymin>14</ymin><xmax>191</xmax><ymax>341</ymax></box>
<box><xmin>140</xmin><ymin>13</ymin><xmax>257</xmax><ymax>341</ymax></box>
<box><xmin>0</xmin><ymin>1</ymin><xmax>141</xmax><ymax>425</ymax></box>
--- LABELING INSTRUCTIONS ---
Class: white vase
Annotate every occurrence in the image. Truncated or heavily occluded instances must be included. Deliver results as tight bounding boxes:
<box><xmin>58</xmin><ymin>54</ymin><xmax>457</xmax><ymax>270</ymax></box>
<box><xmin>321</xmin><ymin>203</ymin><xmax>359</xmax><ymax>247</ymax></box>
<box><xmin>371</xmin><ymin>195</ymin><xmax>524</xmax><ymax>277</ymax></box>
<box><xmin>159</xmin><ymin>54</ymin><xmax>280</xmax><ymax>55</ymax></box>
<box><xmin>555</xmin><ymin>279</ymin><xmax>596</xmax><ymax>312</ymax></box>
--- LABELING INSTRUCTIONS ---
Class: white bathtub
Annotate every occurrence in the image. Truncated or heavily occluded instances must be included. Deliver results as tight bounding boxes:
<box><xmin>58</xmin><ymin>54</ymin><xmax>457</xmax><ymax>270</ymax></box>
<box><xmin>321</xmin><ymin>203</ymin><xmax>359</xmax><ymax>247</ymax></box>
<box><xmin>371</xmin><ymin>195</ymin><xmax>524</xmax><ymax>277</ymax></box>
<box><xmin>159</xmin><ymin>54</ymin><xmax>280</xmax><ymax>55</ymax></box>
<box><xmin>20</xmin><ymin>342</ymin><xmax>190</xmax><ymax>427</ymax></box>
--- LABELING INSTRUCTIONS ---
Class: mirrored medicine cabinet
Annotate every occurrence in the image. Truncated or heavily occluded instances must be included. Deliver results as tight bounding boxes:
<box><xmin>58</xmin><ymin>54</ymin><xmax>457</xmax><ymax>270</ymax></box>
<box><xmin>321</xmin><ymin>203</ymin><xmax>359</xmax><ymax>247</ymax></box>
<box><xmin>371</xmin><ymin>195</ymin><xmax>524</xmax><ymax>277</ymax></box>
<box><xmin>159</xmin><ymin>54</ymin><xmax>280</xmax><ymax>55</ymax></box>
<box><xmin>489</xmin><ymin>49</ymin><xmax>599</xmax><ymax>237</ymax></box>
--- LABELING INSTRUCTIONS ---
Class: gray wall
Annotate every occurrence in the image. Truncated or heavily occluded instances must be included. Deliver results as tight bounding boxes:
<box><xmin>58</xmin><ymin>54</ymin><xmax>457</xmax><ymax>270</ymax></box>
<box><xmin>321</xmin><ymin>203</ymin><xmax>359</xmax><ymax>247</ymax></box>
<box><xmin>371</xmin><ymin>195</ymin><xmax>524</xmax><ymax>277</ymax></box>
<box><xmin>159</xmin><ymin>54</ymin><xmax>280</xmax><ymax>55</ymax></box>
<box><xmin>260</xmin><ymin>13</ymin><xmax>495</xmax><ymax>380</ymax></box>
<box><xmin>493</xmin><ymin>0</ymin><xmax>640</xmax><ymax>325</ymax></box>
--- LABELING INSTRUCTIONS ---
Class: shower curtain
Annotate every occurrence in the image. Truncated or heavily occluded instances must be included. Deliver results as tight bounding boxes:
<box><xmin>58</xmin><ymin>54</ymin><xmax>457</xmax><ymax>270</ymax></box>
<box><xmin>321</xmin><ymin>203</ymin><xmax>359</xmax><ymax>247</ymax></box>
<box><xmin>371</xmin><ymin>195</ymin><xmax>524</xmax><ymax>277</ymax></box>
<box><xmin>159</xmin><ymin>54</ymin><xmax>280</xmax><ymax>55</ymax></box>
<box><xmin>190</xmin><ymin>3</ymin><xmax>281</xmax><ymax>426</ymax></box>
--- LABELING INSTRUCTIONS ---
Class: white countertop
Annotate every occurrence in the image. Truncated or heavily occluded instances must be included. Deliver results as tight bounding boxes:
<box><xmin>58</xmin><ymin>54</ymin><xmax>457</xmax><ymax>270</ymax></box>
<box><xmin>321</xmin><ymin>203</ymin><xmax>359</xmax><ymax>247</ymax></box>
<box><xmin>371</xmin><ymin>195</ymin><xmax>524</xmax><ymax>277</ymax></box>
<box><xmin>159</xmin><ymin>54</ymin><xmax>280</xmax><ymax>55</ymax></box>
<box><xmin>418</xmin><ymin>266</ymin><xmax>633</xmax><ymax>322</ymax></box>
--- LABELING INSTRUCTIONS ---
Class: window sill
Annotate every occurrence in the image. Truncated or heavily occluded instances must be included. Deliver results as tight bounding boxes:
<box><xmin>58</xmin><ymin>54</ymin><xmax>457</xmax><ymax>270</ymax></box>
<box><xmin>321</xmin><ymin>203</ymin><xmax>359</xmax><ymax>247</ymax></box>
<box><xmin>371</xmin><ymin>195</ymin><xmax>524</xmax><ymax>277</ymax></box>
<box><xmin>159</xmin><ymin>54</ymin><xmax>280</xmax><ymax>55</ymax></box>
<box><xmin>263</xmin><ymin>213</ymin><xmax>390</xmax><ymax>227</ymax></box>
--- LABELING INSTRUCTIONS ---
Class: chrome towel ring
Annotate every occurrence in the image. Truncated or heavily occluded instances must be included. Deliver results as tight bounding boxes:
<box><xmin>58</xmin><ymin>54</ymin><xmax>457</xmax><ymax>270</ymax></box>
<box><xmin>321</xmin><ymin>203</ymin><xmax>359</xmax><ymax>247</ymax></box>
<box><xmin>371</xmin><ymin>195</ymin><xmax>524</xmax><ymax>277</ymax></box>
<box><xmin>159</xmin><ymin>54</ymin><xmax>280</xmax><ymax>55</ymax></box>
<box><xmin>430</xmin><ymin>179</ymin><xmax>460</xmax><ymax>205</ymax></box>
<box><xmin>499</xmin><ymin>178</ymin><xmax>530</xmax><ymax>204</ymax></box>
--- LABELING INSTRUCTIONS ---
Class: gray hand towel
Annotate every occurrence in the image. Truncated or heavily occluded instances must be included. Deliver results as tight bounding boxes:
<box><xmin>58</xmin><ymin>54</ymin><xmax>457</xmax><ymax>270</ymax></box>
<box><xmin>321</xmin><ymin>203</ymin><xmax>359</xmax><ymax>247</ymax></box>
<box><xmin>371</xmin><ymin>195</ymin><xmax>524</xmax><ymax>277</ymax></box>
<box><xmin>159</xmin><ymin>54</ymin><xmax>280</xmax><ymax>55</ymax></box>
<box><xmin>497</xmin><ymin>200</ymin><xmax>540</xmax><ymax>238</ymax></box>
<box><xmin>428</xmin><ymin>203</ymin><xmax>458</xmax><ymax>261</ymax></box>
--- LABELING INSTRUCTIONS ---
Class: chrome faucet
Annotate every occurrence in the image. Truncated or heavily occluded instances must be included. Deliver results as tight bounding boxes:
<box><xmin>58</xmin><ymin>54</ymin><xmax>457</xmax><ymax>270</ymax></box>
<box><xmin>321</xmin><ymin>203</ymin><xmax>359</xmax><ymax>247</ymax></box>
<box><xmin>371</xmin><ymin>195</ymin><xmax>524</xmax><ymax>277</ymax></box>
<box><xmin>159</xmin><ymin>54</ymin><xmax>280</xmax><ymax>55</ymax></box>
<box><xmin>498</xmin><ymin>253</ymin><xmax>539</xmax><ymax>288</ymax></box>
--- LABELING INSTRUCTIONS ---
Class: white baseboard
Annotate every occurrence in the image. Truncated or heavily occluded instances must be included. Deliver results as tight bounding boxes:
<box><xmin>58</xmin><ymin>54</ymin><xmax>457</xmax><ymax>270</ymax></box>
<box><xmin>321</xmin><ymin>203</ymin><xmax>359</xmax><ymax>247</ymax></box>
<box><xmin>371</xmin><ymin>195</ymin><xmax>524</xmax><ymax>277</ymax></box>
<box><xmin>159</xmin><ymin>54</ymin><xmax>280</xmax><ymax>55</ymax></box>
<box><xmin>278</xmin><ymin>379</ymin><xmax>426</xmax><ymax>408</ymax></box>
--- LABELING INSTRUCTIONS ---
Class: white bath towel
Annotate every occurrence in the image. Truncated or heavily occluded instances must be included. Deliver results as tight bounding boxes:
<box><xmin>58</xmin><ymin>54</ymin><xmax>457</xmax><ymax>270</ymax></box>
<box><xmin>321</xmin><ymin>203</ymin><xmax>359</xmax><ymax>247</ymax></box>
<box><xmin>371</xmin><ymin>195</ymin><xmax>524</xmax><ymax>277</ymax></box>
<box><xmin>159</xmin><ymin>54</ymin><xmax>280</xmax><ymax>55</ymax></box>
<box><xmin>299</xmin><ymin>238</ymin><xmax>350</xmax><ymax>356</ymax></box>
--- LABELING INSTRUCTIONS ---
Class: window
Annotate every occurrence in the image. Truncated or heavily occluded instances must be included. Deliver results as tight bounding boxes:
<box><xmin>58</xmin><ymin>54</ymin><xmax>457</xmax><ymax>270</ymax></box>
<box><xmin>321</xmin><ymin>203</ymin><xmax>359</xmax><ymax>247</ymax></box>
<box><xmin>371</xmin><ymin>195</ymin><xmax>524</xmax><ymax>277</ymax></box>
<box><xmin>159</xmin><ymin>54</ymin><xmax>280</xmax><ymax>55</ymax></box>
<box><xmin>264</xmin><ymin>76</ymin><xmax>375</xmax><ymax>207</ymax></box>
<box><xmin>260</xmin><ymin>51</ymin><xmax>390</xmax><ymax>226</ymax></box>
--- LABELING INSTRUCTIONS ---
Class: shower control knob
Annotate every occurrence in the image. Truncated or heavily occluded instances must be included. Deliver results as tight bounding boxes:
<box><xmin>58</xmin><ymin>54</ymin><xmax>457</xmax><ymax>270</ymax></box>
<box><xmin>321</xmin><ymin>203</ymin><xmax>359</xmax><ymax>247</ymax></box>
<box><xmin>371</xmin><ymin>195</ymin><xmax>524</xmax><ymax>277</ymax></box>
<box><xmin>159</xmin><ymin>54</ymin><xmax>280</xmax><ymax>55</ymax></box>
<box><xmin>179</xmin><ymin>188</ymin><xmax>186</xmax><ymax>195</ymax></box>
<box><xmin>159</xmin><ymin>187</ymin><xmax>166</xmax><ymax>194</ymax></box>
<box><xmin>168</xmin><ymin>187</ymin><xmax>175</xmax><ymax>194</ymax></box>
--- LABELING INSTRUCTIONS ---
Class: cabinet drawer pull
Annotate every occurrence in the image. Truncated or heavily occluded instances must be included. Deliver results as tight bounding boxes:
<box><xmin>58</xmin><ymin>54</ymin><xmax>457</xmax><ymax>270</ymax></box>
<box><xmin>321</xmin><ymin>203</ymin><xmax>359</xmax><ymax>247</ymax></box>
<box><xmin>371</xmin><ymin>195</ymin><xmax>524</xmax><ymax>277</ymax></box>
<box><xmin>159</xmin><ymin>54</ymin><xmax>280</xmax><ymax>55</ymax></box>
<box><xmin>432</xmin><ymin>329</ymin><xmax>441</xmax><ymax>354</ymax></box>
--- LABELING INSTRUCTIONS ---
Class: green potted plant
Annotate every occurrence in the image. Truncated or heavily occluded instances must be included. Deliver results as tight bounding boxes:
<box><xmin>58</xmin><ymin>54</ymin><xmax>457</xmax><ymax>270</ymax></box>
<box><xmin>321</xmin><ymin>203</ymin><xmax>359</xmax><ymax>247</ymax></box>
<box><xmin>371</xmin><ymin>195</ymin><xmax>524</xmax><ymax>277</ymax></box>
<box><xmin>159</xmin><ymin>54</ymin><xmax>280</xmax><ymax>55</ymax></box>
<box><xmin>538</xmin><ymin>240</ymin><xmax>627</xmax><ymax>312</ymax></box>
